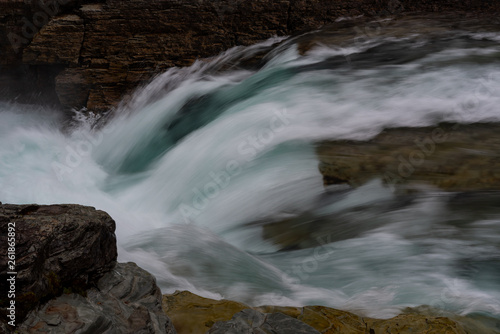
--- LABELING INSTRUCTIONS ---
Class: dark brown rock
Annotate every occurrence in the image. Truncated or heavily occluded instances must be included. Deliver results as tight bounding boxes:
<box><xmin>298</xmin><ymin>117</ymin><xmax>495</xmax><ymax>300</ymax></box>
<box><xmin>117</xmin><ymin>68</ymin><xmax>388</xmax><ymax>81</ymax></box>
<box><xmin>0</xmin><ymin>204</ymin><xmax>117</xmax><ymax>326</ymax></box>
<box><xmin>1</xmin><ymin>1</ymin><xmax>500</xmax><ymax>111</ymax></box>
<box><xmin>22</xmin><ymin>14</ymin><xmax>85</xmax><ymax>65</ymax></box>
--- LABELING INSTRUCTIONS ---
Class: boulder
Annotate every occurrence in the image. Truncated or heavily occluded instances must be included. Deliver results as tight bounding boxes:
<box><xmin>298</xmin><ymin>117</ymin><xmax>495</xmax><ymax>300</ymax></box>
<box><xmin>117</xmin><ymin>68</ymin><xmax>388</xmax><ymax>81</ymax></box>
<box><xmin>0</xmin><ymin>204</ymin><xmax>117</xmax><ymax>325</ymax></box>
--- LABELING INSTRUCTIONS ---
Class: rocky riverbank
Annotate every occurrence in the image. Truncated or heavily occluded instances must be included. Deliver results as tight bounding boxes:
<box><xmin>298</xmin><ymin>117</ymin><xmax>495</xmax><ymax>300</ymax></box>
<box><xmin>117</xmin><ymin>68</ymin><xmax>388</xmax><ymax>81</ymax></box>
<box><xmin>0</xmin><ymin>203</ymin><xmax>175</xmax><ymax>333</ymax></box>
<box><xmin>1</xmin><ymin>203</ymin><xmax>495</xmax><ymax>333</ymax></box>
<box><xmin>1</xmin><ymin>0</ymin><xmax>500</xmax><ymax>111</ymax></box>
<box><xmin>163</xmin><ymin>290</ymin><xmax>486</xmax><ymax>334</ymax></box>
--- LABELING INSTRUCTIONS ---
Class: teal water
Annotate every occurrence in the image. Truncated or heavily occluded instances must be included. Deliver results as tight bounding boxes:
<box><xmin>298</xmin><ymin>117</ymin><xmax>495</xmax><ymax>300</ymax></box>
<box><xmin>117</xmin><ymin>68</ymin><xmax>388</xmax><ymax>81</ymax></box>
<box><xmin>1</xmin><ymin>22</ymin><xmax>500</xmax><ymax>325</ymax></box>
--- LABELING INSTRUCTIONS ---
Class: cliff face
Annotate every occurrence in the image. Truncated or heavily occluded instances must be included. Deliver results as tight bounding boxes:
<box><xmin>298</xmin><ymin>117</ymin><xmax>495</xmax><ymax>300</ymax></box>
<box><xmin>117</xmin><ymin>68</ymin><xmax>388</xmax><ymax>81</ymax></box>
<box><xmin>1</xmin><ymin>0</ymin><xmax>499</xmax><ymax>112</ymax></box>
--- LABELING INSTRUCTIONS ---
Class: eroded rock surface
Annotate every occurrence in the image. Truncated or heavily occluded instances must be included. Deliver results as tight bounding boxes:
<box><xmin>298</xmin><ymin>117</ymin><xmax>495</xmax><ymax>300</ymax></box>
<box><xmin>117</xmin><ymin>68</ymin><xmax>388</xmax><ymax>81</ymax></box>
<box><xmin>317</xmin><ymin>123</ymin><xmax>500</xmax><ymax>191</ymax></box>
<box><xmin>0</xmin><ymin>204</ymin><xmax>117</xmax><ymax>324</ymax></box>
<box><xmin>19</xmin><ymin>262</ymin><xmax>177</xmax><ymax>334</ymax></box>
<box><xmin>162</xmin><ymin>291</ymin><xmax>471</xmax><ymax>334</ymax></box>
<box><xmin>163</xmin><ymin>290</ymin><xmax>249</xmax><ymax>334</ymax></box>
<box><xmin>2</xmin><ymin>1</ymin><xmax>500</xmax><ymax>110</ymax></box>
<box><xmin>207</xmin><ymin>309</ymin><xmax>321</xmax><ymax>334</ymax></box>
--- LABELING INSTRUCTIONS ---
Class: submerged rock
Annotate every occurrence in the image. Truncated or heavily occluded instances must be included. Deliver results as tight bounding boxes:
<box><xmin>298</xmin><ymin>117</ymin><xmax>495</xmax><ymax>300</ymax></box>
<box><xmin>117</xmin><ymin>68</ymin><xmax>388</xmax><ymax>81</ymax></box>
<box><xmin>207</xmin><ymin>309</ymin><xmax>321</xmax><ymax>334</ymax></box>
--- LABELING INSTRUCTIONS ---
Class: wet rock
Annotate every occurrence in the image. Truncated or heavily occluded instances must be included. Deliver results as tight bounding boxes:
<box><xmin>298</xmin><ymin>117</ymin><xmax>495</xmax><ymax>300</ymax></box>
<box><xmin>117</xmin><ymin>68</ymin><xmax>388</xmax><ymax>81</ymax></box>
<box><xmin>163</xmin><ymin>290</ymin><xmax>248</xmax><ymax>334</ymax></box>
<box><xmin>317</xmin><ymin>123</ymin><xmax>500</xmax><ymax>191</ymax></box>
<box><xmin>256</xmin><ymin>180</ymin><xmax>416</xmax><ymax>250</ymax></box>
<box><xmin>0</xmin><ymin>204</ymin><xmax>117</xmax><ymax>324</ymax></box>
<box><xmin>19</xmin><ymin>262</ymin><xmax>176</xmax><ymax>334</ymax></box>
<box><xmin>256</xmin><ymin>305</ymin><xmax>470</xmax><ymax>334</ymax></box>
<box><xmin>207</xmin><ymin>308</ymin><xmax>321</xmax><ymax>334</ymax></box>
<box><xmin>163</xmin><ymin>291</ymin><xmax>470</xmax><ymax>334</ymax></box>
<box><xmin>296</xmin><ymin>306</ymin><xmax>467</xmax><ymax>334</ymax></box>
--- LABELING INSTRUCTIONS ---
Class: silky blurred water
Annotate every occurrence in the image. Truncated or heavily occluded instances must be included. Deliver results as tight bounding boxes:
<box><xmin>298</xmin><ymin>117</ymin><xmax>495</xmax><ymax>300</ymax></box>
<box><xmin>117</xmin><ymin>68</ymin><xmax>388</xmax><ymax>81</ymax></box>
<box><xmin>1</xmin><ymin>19</ymin><xmax>500</xmax><ymax>325</ymax></box>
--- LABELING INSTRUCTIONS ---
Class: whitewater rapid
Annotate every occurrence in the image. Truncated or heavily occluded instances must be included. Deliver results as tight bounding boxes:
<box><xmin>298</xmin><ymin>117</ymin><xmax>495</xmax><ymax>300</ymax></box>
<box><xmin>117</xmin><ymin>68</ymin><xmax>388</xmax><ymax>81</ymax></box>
<box><xmin>1</xmin><ymin>23</ymin><xmax>500</xmax><ymax>321</ymax></box>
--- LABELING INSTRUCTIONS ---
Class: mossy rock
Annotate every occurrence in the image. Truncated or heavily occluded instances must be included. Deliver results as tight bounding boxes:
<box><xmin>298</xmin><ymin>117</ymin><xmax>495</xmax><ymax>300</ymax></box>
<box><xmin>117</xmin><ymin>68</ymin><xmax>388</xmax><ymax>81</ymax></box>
<box><xmin>163</xmin><ymin>291</ymin><xmax>470</xmax><ymax>334</ymax></box>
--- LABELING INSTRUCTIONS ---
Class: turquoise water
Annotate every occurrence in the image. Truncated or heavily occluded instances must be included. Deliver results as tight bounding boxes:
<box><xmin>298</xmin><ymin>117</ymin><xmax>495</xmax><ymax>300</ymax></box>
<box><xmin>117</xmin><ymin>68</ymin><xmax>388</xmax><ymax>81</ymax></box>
<box><xmin>1</xmin><ymin>23</ymin><xmax>500</xmax><ymax>325</ymax></box>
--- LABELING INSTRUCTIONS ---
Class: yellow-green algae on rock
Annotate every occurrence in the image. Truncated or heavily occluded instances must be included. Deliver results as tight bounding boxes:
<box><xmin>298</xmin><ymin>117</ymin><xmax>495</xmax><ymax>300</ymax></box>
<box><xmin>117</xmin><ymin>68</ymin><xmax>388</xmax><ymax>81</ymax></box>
<box><xmin>163</xmin><ymin>291</ymin><xmax>471</xmax><ymax>334</ymax></box>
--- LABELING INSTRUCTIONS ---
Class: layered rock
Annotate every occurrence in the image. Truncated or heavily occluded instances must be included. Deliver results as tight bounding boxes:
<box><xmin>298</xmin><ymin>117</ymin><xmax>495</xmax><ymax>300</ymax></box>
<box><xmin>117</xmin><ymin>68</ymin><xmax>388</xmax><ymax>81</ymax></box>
<box><xmin>0</xmin><ymin>204</ymin><xmax>117</xmax><ymax>324</ymax></box>
<box><xmin>317</xmin><ymin>123</ymin><xmax>500</xmax><ymax>191</ymax></box>
<box><xmin>19</xmin><ymin>262</ymin><xmax>176</xmax><ymax>334</ymax></box>
<box><xmin>0</xmin><ymin>203</ymin><xmax>175</xmax><ymax>333</ymax></box>
<box><xmin>1</xmin><ymin>0</ymin><xmax>500</xmax><ymax>111</ymax></box>
<box><xmin>163</xmin><ymin>290</ymin><xmax>471</xmax><ymax>334</ymax></box>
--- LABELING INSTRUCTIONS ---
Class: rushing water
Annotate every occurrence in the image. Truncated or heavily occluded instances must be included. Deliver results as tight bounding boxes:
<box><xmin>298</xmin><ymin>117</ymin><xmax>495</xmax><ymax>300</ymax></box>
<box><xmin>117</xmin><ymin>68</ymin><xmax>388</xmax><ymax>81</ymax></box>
<box><xmin>1</xmin><ymin>16</ymin><xmax>500</xmax><ymax>327</ymax></box>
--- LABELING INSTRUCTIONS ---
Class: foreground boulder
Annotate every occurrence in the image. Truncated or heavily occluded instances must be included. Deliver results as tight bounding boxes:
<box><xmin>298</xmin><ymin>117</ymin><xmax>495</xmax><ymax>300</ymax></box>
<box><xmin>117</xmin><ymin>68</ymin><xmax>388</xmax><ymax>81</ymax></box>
<box><xmin>0</xmin><ymin>204</ymin><xmax>117</xmax><ymax>324</ymax></box>
<box><xmin>163</xmin><ymin>291</ymin><xmax>469</xmax><ymax>334</ymax></box>
<box><xmin>0</xmin><ymin>203</ymin><xmax>176</xmax><ymax>333</ymax></box>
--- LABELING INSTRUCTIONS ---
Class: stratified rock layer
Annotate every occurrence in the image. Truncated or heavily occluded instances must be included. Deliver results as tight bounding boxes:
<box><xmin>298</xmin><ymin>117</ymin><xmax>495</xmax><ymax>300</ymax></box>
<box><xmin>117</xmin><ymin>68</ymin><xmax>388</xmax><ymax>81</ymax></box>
<box><xmin>19</xmin><ymin>262</ymin><xmax>177</xmax><ymax>334</ymax></box>
<box><xmin>0</xmin><ymin>204</ymin><xmax>117</xmax><ymax>325</ymax></box>
<box><xmin>317</xmin><ymin>123</ymin><xmax>500</xmax><ymax>191</ymax></box>
<box><xmin>1</xmin><ymin>1</ymin><xmax>500</xmax><ymax>110</ymax></box>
